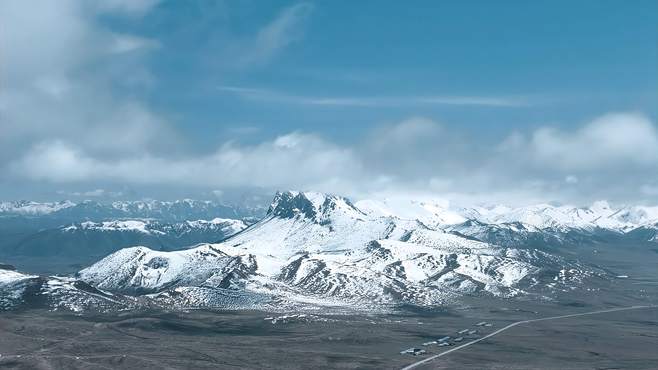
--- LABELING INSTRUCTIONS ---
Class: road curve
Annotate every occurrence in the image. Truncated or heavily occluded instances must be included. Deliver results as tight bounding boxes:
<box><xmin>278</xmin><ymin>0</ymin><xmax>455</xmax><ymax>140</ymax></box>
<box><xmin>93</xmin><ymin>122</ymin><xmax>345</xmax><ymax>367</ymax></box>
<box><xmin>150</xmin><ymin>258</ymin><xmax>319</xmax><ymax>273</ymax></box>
<box><xmin>401</xmin><ymin>304</ymin><xmax>658</xmax><ymax>370</ymax></box>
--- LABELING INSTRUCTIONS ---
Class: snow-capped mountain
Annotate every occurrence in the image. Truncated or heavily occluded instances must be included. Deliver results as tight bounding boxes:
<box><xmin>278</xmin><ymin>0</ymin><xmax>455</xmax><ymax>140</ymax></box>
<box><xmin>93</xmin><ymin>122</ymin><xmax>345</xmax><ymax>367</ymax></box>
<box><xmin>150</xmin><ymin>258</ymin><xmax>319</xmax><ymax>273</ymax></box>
<box><xmin>5</xmin><ymin>191</ymin><xmax>656</xmax><ymax>313</ymax></box>
<box><xmin>106</xmin><ymin>199</ymin><xmax>265</xmax><ymax>221</ymax></box>
<box><xmin>355</xmin><ymin>197</ymin><xmax>658</xmax><ymax>245</ymax></box>
<box><xmin>7</xmin><ymin>218</ymin><xmax>249</xmax><ymax>261</ymax></box>
<box><xmin>459</xmin><ymin>201</ymin><xmax>658</xmax><ymax>233</ymax></box>
<box><xmin>76</xmin><ymin>191</ymin><xmax>597</xmax><ymax>311</ymax></box>
<box><xmin>0</xmin><ymin>200</ymin><xmax>76</xmax><ymax>216</ymax></box>
<box><xmin>0</xmin><ymin>198</ymin><xmax>264</xmax><ymax>268</ymax></box>
<box><xmin>0</xmin><ymin>199</ymin><xmax>264</xmax><ymax>221</ymax></box>
<box><xmin>445</xmin><ymin>201</ymin><xmax>658</xmax><ymax>247</ymax></box>
<box><xmin>62</xmin><ymin>217</ymin><xmax>247</xmax><ymax>236</ymax></box>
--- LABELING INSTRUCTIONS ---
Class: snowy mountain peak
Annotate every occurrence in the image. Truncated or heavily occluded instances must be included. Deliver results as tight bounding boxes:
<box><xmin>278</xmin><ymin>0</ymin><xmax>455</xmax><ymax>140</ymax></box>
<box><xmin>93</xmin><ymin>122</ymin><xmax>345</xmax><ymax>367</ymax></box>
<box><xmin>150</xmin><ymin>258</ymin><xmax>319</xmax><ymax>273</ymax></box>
<box><xmin>267</xmin><ymin>191</ymin><xmax>317</xmax><ymax>219</ymax></box>
<box><xmin>267</xmin><ymin>191</ymin><xmax>363</xmax><ymax>221</ymax></box>
<box><xmin>0</xmin><ymin>200</ymin><xmax>76</xmax><ymax>215</ymax></box>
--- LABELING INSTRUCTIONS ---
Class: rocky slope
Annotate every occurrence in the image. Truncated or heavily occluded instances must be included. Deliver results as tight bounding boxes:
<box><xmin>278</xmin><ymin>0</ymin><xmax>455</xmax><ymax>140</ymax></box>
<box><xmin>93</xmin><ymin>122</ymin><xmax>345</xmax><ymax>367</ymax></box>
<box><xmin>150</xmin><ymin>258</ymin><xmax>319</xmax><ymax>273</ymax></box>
<box><xmin>0</xmin><ymin>264</ymin><xmax>140</xmax><ymax>312</ymax></box>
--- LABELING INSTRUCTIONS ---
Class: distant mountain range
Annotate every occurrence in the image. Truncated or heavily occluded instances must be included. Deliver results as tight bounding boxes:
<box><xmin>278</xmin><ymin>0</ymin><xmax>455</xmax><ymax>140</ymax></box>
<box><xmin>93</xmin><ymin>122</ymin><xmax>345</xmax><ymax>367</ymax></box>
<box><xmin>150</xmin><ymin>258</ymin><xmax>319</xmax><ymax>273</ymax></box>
<box><xmin>0</xmin><ymin>199</ymin><xmax>263</xmax><ymax>271</ymax></box>
<box><xmin>6</xmin><ymin>218</ymin><xmax>249</xmax><ymax>258</ymax></box>
<box><xmin>0</xmin><ymin>199</ymin><xmax>265</xmax><ymax>221</ymax></box>
<box><xmin>1</xmin><ymin>191</ymin><xmax>657</xmax><ymax>313</ymax></box>
<box><xmin>357</xmin><ymin>197</ymin><xmax>658</xmax><ymax>248</ymax></box>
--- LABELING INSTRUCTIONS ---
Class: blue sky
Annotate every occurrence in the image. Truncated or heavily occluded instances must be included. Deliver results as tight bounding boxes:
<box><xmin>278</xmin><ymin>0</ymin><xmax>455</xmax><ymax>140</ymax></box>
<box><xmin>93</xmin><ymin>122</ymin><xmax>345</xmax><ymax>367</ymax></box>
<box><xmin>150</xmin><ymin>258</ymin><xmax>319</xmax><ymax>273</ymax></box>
<box><xmin>1</xmin><ymin>0</ymin><xmax>657</xmax><ymax>204</ymax></box>
<box><xmin>137</xmin><ymin>0</ymin><xmax>657</xmax><ymax>147</ymax></box>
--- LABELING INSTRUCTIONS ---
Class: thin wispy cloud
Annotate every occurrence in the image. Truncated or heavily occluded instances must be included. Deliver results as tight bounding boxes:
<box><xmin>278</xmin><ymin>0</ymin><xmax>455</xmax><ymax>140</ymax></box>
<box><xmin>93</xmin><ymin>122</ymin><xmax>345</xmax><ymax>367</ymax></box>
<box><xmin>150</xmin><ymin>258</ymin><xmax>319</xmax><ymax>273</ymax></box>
<box><xmin>217</xmin><ymin>85</ymin><xmax>529</xmax><ymax>107</ymax></box>
<box><xmin>233</xmin><ymin>2</ymin><xmax>314</xmax><ymax>67</ymax></box>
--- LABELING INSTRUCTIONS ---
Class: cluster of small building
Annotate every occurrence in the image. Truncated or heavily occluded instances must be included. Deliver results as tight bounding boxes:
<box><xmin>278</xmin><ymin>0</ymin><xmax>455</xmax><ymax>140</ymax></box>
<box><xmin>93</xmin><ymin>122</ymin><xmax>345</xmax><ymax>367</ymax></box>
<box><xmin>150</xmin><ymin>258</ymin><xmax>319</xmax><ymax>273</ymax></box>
<box><xmin>399</xmin><ymin>348</ymin><xmax>426</xmax><ymax>356</ymax></box>
<box><xmin>400</xmin><ymin>321</ymin><xmax>493</xmax><ymax>356</ymax></box>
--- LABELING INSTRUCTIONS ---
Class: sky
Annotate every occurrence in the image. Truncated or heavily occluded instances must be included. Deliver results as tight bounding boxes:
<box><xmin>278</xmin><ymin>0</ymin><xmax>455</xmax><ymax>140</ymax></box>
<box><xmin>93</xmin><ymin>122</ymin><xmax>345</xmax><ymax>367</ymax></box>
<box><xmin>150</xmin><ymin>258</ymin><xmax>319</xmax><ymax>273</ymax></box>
<box><xmin>1</xmin><ymin>0</ymin><xmax>657</xmax><ymax>206</ymax></box>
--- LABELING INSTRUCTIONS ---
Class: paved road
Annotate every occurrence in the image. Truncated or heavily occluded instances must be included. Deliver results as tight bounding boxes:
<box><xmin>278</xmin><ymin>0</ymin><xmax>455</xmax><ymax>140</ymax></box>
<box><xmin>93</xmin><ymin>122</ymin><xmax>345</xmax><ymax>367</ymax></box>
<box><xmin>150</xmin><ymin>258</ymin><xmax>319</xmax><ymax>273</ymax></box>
<box><xmin>401</xmin><ymin>304</ymin><xmax>658</xmax><ymax>370</ymax></box>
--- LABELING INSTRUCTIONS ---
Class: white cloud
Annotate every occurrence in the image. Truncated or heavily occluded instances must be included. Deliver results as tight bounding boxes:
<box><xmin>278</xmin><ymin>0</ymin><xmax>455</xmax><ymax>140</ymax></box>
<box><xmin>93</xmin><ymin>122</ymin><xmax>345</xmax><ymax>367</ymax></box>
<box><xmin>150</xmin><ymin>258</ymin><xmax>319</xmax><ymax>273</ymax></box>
<box><xmin>217</xmin><ymin>85</ymin><xmax>529</xmax><ymax>107</ymax></box>
<box><xmin>0</xmin><ymin>1</ymin><xmax>320</xmax><ymax>168</ymax></box>
<box><xmin>377</xmin><ymin>117</ymin><xmax>442</xmax><ymax>144</ymax></box>
<box><xmin>640</xmin><ymin>184</ymin><xmax>658</xmax><ymax>196</ymax></box>
<box><xmin>10</xmin><ymin>112</ymin><xmax>657</xmax><ymax>205</ymax></box>
<box><xmin>0</xmin><ymin>0</ymin><xmax>169</xmax><ymax>164</ymax></box>
<box><xmin>109</xmin><ymin>34</ymin><xmax>160</xmax><ymax>54</ymax></box>
<box><xmin>15</xmin><ymin>141</ymin><xmax>97</xmax><ymax>182</ymax></box>
<box><xmin>81</xmin><ymin>189</ymin><xmax>108</xmax><ymax>197</ymax></box>
<box><xmin>528</xmin><ymin>113</ymin><xmax>658</xmax><ymax>171</ymax></box>
<box><xmin>418</xmin><ymin>96</ymin><xmax>528</xmax><ymax>107</ymax></box>
<box><xmin>565</xmin><ymin>175</ymin><xmax>579</xmax><ymax>184</ymax></box>
<box><xmin>57</xmin><ymin>189</ymin><xmax>119</xmax><ymax>197</ymax></box>
<box><xmin>366</xmin><ymin>117</ymin><xmax>444</xmax><ymax>162</ymax></box>
<box><xmin>0</xmin><ymin>0</ymin><xmax>89</xmax><ymax>83</ymax></box>
<box><xmin>497</xmin><ymin>131</ymin><xmax>525</xmax><ymax>152</ymax></box>
<box><xmin>12</xmin><ymin>133</ymin><xmax>363</xmax><ymax>194</ymax></box>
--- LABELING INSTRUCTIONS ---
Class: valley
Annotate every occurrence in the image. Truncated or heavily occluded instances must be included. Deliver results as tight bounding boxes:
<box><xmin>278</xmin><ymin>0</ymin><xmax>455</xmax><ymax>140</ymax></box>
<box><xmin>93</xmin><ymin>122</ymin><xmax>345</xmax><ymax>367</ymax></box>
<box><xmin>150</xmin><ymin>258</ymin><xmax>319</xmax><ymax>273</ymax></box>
<box><xmin>0</xmin><ymin>299</ymin><xmax>656</xmax><ymax>370</ymax></box>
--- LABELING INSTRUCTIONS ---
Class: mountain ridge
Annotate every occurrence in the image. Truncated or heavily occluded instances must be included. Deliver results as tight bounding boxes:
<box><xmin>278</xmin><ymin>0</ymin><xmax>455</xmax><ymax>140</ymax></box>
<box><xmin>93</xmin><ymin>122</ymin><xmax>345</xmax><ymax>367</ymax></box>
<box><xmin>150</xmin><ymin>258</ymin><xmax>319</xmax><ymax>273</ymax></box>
<box><xmin>2</xmin><ymin>190</ymin><xmax>655</xmax><ymax>313</ymax></box>
<box><xmin>72</xmin><ymin>191</ymin><xmax>608</xmax><ymax>311</ymax></box>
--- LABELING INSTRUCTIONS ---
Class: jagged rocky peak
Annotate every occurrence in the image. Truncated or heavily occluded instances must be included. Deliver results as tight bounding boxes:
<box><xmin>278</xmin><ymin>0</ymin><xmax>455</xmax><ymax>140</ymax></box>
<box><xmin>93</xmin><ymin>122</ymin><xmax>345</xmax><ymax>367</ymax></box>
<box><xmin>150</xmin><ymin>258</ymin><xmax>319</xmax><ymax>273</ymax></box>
<box><xmin>268</xmin><ymin>191</ymin><xmax>317</xmax><ymax>219</ymax></box>
<box><xmin>267</xmin><ymin>191</ymin><xmax>364</xmax><ymax>221</ymax></box>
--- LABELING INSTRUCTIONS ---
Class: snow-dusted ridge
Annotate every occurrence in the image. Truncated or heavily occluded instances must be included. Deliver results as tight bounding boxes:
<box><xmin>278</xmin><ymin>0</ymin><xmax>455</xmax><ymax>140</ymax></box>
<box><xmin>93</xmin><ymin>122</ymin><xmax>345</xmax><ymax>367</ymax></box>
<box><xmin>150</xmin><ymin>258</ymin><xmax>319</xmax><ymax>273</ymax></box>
<box><xmin>0</xmin><ymin>200</ymin><xmax>75</xmax><ymax>216</ymax></box>
<box><xmin>460</xmin><ymin>200</ymin><xmax>658</xmax><ymax>232</ymax></box>
<box><xmin>62</xmin><ymin>218</ymin><xmax>248</xmax><ymax>236</ymax></box>
<box><xmin>0</xmin><ymin>199</ymin><xmax>264</xmax><ymax>221</ymax></box>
